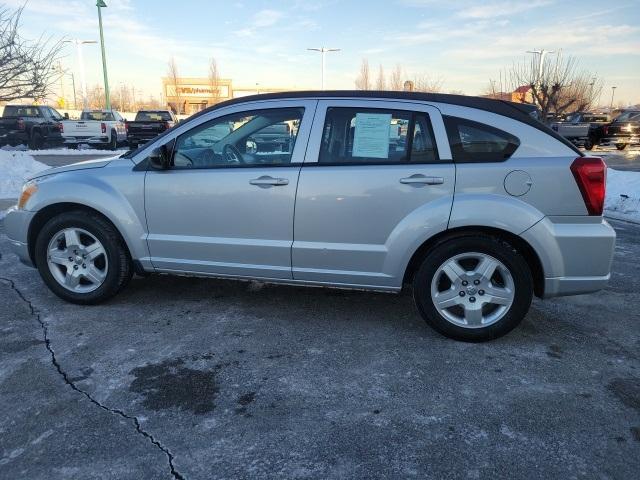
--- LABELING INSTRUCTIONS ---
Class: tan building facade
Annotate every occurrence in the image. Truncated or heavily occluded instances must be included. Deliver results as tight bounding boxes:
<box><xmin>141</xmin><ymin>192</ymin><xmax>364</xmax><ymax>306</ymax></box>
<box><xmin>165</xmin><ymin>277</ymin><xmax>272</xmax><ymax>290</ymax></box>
<box><xmin>162</xmin><ymin>77</ymin><xmax>292</xmax><ymax>115</ymax></box>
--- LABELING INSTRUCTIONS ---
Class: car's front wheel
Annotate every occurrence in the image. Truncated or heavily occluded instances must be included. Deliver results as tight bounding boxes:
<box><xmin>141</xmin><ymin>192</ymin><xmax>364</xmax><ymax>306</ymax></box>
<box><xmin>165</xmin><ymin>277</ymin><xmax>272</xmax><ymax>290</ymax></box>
<box><xmin>413</xmin><ymin>235</ymin><xmax>533</xmax><ymax>342</ymax></box>
<box><xmin>616</xmin><ymin>143</ymin><xmax>627</xmax><ymax>150</ymax></box>
<box><xmin>34</xmin><ymin>211</ymin><xmax>132</xmax><ymax>304</ymax></box>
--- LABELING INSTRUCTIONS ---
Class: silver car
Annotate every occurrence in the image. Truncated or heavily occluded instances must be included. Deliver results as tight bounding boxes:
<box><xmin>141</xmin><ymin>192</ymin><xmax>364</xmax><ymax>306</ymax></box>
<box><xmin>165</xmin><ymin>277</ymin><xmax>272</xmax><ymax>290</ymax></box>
<box><xmin>4</xmin><ymin>92</ymin><xmax>616</xmax><ymax>341</ymax></box>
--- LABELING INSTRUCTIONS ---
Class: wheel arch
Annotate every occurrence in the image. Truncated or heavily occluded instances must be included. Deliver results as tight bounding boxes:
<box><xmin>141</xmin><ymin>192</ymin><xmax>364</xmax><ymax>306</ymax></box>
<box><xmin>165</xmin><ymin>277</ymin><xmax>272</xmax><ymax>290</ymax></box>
<box><xmin>402</xmin><ymin>226</ymin><xmax>545</xmax><ymax>298</ymax></box>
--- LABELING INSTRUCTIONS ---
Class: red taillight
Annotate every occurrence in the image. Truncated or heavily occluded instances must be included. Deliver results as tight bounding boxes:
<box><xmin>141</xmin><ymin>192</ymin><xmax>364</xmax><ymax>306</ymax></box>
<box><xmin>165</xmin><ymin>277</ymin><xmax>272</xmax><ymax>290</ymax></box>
<box><xmin>163</xmin><ymin>121</ymin><xmax>171</xmax><ymax>130</ymax></box>
<box><xmin>124</xmin><ymin>122</ymin><xmax>129</xmax><ymax>132</ymax></box>
<box><xmin>101</xmin><ymin>122</ymin><xmax>106</xmax><ymax>134</ymax></box>
<box><xmin>603</xmin><ymin>125</ymin><xmax>609</xmax><ymax>135</ymax></box>
<box><xmin>570</xmin><ymin>157</ymin><xmax>606</xmax><ymax>216</ymax></box>
<box><xmin>17</xmin><ymin>119</ymin><xmax>25</xmax><ymax>130</ymax></box>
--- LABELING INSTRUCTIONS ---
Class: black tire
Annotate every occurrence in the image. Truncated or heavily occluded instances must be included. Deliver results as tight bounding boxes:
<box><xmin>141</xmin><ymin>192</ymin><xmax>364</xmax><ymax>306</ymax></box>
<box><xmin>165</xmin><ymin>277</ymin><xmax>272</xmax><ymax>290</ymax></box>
<box><xmin>412</xmin><ymin>234</ymin><xmax>533</xmax><ymax>342</ymax></box>
<box><xmin>128</xmin><ymin>141</ymin><xmax>138</xmax><ymax>149</ymax></box>
<box><xmin>616</xmin><ymin>144</ymin><xmax>627</xmax><ymax>151</ymax></box>
<box><xmin>109</xmin><ymin>130</ymin><xmax>118</xmax><ymax>150</ymax></box>
<box><xmin>34</xmin><ymin>211</ymin><xmax>133</xmax><ymax>304</ymax></box>
<box><xmin>584</xmin><ymin>138</ymin><xmax>594</xmax><ymax>150</ymax></box>
<box><xmin>29</xmin><ymin>130</ymin><xmax>43</xmax><ymax>150</ymax></box>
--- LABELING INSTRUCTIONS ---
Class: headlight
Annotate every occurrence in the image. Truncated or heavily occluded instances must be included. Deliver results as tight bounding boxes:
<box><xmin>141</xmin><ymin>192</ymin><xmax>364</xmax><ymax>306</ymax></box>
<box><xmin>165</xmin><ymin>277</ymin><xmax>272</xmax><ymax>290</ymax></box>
<box><xmin>17</xmin><ymin>180</ymin><xmax>38</xmax><ymax>209</ymax></box>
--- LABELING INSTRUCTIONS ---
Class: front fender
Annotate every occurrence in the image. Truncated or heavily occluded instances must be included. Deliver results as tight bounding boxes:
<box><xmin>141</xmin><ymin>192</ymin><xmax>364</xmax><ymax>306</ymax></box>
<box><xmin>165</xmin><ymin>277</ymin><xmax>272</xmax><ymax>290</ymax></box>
<box><xmin>25</xmin><ymin>165</ymin><xmax>148</xmax><ymax>262</ymax></box>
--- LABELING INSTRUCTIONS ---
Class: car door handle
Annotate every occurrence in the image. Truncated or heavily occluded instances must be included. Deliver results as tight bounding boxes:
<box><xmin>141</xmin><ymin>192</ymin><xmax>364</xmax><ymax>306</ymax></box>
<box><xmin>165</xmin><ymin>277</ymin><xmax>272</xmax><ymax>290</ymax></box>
<box><xmin>249</xmin><ymin>176</ymin><xmax>289</xmax><ymax>187</ymax></box>
<box><xmin>399</xmin><ymin>174</ymin><xmax>444</xmax><ymax>185</ymax></box>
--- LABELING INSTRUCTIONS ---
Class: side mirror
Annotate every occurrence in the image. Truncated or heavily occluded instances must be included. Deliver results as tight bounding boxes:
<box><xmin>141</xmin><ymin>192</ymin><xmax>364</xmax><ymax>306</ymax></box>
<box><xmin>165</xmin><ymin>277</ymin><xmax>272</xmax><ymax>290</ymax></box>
<box><xmin>63</xmin><ymin>112</ymin><xmax>70</xmax><ymax>120</ymax></box>
<box><xmin>246</xmin><ymin>138</ymin><xmax>257</xmax><ymax>154</ymax></box>
<box><xmin>148</xmin><ymin>145</ymin><xmax>171</xmax><ymax>170</ymax></box>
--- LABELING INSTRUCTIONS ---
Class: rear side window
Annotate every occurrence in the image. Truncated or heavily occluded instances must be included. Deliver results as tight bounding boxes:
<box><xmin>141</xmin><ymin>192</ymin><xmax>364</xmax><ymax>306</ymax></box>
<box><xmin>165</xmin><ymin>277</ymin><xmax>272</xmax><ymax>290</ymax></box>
<box><xmin>136</xmin><ymin>111</ymin><xmax>172</xmax><ymax>121</ymax></box>
<box><xmin>444</xmin><ymin>116</ymin><xmax>520</xmax><ymax>162</ymax></box>
<box><xmin>318</xmin><ymin>107</ymin><xmax>439</xmax><ymax>164</ymax></box>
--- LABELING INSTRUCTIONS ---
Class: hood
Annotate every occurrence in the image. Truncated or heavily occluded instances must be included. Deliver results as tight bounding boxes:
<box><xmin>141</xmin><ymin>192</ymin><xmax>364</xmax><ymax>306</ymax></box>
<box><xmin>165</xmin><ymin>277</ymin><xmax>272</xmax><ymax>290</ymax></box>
<box><xmin>29</xmin><ymin>155</ymin><xmax>120</xmax><ymax>180</ymax></box>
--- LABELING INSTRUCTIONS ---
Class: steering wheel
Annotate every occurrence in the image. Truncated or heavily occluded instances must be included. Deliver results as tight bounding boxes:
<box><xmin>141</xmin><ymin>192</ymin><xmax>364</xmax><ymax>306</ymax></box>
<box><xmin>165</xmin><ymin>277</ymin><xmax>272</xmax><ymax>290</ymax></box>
<box><xmin>223</xmin><ymin>144</ymin><xmax>245</xmax><ymax>164</ymax></box>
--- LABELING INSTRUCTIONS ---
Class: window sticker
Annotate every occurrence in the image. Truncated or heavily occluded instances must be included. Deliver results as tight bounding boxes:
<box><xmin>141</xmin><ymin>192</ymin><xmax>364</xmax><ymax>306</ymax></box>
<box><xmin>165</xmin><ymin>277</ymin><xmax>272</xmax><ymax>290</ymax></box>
<box><xmin>352</xmin><ymin>113</ymin><xmax>392</xmax><ymax>158</ymax></box>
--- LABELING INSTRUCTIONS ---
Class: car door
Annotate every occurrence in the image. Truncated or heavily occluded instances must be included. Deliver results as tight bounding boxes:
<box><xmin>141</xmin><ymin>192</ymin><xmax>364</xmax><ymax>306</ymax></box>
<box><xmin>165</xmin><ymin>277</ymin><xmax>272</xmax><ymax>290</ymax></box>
<box><xmin>144</xmin><ymin>99</ymin><xmax>316</xmax><ymax>279</ymax></box>
<box><xmin>292</xmin><ymin>99</ymin><xmax>455</xmax><ymax>289</ymax></box>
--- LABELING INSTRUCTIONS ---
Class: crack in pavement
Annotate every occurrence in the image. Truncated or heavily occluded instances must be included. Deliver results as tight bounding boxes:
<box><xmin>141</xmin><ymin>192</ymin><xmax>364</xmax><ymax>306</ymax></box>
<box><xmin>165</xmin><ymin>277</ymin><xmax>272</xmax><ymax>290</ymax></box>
<box><xmin>0</xmin><ymin>277</ymin><xmax>186</xmax><ymax>480</ymax></box>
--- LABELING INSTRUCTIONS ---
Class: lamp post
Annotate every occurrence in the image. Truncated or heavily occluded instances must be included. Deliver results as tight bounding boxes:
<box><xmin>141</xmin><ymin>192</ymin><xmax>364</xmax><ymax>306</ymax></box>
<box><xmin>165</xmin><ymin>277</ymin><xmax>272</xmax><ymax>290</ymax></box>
<box><xmin>96</xmin><ymin>0</ymin><xmax>111</xmax><ymax>110</ymax></box>
<box><xmin>609</xmin><ymin>86</ymin><xmax>617</xmax><ymax>111</ymax></box>
<box><xmin>526</xmin><ymin>49</ymin><xmax>555</xmax><ymax>82</ymax></box>
<box><xmin>307</xmin><ymin>47</ymin><xmax>340</xmax><ymax>90</ymax></box>
<box><xmin>62</xmin><ymin>39</ymin><xmax>96</xmax><ymax>109</ymax></box>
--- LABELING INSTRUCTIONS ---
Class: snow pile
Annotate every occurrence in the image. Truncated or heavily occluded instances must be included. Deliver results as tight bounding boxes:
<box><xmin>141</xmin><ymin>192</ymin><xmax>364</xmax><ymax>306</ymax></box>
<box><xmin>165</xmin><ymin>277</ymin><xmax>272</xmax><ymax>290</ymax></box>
<box><xmin>0</xmin><ymin>150</ymin><xmax>49</xmax><ymax>199</ymax></box>
<box><xmin>605</xmin><ymin>168</ymin><xmax>640</xmax><ymax>224</ymax></box>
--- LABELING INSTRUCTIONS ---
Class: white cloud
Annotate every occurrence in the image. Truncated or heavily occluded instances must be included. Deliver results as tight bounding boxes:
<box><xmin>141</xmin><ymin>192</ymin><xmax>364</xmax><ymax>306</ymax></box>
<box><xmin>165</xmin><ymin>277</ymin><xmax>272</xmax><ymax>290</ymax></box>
<box><xmin>458</xmin><ymin>0</ymin><xmax>553</xmax><ymax>19</ymax></box>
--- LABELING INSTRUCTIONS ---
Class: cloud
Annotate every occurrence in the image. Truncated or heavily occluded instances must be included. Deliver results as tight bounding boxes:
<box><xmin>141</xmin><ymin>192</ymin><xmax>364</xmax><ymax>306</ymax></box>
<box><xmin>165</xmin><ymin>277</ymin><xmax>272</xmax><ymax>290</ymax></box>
<box><xmin>235</xmin><ymin>9</ymin><xmax>285</xmax><ymax>36</ymax></box>
<box><xmin>458</xmin><ymin>0</ymin><xmax>553</xmax><ymax>19</ymax></box>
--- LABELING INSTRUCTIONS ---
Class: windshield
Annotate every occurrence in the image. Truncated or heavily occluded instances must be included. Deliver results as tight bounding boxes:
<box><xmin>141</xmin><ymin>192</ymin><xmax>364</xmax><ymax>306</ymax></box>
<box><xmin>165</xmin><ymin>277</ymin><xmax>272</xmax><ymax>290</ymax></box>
<box><xmin>135</xmin><ymin>111</ymin><xmax>172</xmax><ymax>121</ymax></box>
<box><xmin>81</xmin><ymin>111</ymin><xmax>115</xmax><ymax>121</ymax></box>
<box><xmin>614</xmin><ymin>111</ymin><xmax>640</xmax><ymax>122</ymax></box>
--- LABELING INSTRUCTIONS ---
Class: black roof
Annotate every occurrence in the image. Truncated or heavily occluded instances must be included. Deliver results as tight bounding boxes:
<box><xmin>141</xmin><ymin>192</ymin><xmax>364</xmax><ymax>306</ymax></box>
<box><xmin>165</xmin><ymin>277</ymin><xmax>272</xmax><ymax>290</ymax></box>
<box><xmin>191</xmin><ymin>90</ymin><xmax>580</xmax><ymax>154</ymax></box>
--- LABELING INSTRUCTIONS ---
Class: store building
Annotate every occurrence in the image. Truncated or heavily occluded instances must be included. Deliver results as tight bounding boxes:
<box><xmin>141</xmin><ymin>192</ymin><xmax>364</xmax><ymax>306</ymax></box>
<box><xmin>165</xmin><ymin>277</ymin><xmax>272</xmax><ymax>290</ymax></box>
<box><xmin>162</xmin><ymin>77</ymin><xmax>291</xmax><ymax>115</ymax></box>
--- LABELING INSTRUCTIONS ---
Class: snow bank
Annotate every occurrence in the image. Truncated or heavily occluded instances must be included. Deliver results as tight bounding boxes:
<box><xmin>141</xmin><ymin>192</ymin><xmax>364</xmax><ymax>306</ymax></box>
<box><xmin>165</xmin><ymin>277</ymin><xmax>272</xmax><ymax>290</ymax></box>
<box><xmin>0</xmin><ymin>150</ymin><xmax>49</xmax><ymax>199</ymax></box>
<box><xmin>605</xmin><ymin>168</ymin><xmax>640</xmax><ymax>224</ymax></box>
<box><xmin>1</xmin><ymin>145</ymin><xmax>128</xmax><ymax>156</ymax></box>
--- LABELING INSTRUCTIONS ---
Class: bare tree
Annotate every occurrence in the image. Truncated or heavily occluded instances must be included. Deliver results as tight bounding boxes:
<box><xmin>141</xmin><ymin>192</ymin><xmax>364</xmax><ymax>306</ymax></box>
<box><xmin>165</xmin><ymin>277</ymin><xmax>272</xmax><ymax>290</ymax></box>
<box><xmin>208</xmin><ymin>57</ymin><xmax>220</xmax><ymax>105</ymax></box>
<box><xmin>355</xmin><ymin>58</ymin><xmax>371</xmax><ymax>90</ymax></box>
<box><xmin>375</xmin><ymin>64</ymin><xmax>386</xmax><ymax>90</ymax></box>
<box><xmin>510</xmin><ymin>52</ymin><xmax>603</xmax><ymax>122</ymax></box>
<box><xmin>167</xmin><ymin>57</ymin><xmax>182</xmax><ymax>114</ymax></box>
<box><xmin>412</xmin><ymin>74</ymin><xmax>443</xmax><ymax>93</ymax></box>
<box><xmin>86</xmin><ymin>84</ymin><xmax>105</xmax><ymax>109</ymax></box>
<box><xmin>389</xmin><ymin>64</ymin><xmax>403</xmax><ymax>91</ymax></box>
<box><xmin>0</xmin><ymin>6</ymin><xmax>63</xmax><ymax>102</ymax></box>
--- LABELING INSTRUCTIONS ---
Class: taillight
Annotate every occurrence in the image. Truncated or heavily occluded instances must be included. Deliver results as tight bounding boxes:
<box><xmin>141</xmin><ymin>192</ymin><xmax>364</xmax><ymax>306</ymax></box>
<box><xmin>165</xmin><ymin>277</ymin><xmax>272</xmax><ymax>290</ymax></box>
<box><xmin>603</xmin><ymin>125</ymin><xmax>609</xmax><ymax>135</ymax></box>
<box><xmin>124</xmin><ymin>122</ymin><xmax>129</xmax><ymax>132</ymax></box>
<box><xmin>17</xmin><ymin>119</ymin><xmax>25</xmax><ymax>130</ymax></box>
<box><xmin>101</xmin><ymin>122</ymin><xmax>106</xmax><ymax>133</ymax></box>
<box><xmin>570</xmin><ymin>157</ymin><xmax>606</xmax><ymax>216</ymax></box>
<box><xmin>163</xmin><ymin>121</ymin><xmax>171</xmax><ymax>130</ymax></box>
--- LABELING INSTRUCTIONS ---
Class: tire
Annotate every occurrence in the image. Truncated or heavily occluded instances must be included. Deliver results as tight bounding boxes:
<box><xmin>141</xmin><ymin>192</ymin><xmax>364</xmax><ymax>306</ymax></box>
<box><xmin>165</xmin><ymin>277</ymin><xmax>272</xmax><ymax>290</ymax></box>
<box><xmin>616</xmin><ymin>144</ymin><xmax>627</xmax><ymax>151</ymax></box>
<box><xmin>128</xmin><ymin>141</ymin><xmax>138</xmax><ymax>149</ymax></box>
<box><xmin>29</xmin><ymin>131</ymin><xmax>43</xmax><ymax>150</ymax></box>
<box><xmin>412</xmin><ymin>234</ymin><xmax>533</xmax><ymax>342</ymax></box>
<box><xmin>584</xmin><ymin>138</ymin><xmax>594</xmax><ymax>150</ymax></box>
<box><xmin>109</xmin><ymin>130</ymin><xmax>118</xmax><ymax>150</ymax></box>
<box><xmin>34</xmin><ymin>211</ymin><xmax>133</xmax><ymax>304</ymax></box>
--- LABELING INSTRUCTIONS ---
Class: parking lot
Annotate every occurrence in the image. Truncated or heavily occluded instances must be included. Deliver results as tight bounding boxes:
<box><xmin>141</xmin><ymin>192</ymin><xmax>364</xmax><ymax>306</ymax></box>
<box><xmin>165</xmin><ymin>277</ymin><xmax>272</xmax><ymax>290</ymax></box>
<box><xmin>1</xmin><ymin>150</ymin><xmax>639</xmax><ymax>479</ymax></box>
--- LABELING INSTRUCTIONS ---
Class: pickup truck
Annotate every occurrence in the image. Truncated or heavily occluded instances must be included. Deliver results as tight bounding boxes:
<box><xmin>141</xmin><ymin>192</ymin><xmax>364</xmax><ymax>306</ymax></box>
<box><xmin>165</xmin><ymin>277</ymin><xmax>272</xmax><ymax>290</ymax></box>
<box><xmin>550</xmin><ymin>112</ymin><xmax>610</xmax><ymax>149</ymax></box>
<box><xmin>0</xmin><ymin>105</ymin><xmax>65</xmax><ymax>149</ymax></box>
<box><xmin>126</xmin><ymin>110</ymin><xmax>176</xmax><ymax>148</ymax></box>
<box><xmin>600</xmin><ymin>110</ymin><xmax>640</xmax><ymax>150</ymax></box>
<box><xmin>61</xmin><ymin>110</ymin><xmax>127</xmax><ymax>150</ymax></box>
<box><xmin>248</xmin><ymin>122</ymin><xmax>294</xmax><ymax>153</ymax></box>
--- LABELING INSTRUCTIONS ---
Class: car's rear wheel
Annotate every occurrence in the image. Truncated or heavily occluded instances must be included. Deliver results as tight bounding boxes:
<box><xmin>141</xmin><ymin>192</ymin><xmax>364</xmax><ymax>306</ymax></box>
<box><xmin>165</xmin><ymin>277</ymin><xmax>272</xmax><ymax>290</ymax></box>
<box><xmin>413</xmin><ymin>235</ymin><xmax>533</xmax><ymax>342</ymax></box>
<box><xmin>29</xmin><ymin>131</ymin><xmax>43</xmax><ymax>150</ymax></box>
<box><xmin>34</xmin><ymin>211</ymin><xmax>132</xmax><ymax>304</ymax></box>
<box><xmin>109</xmin><ymin>130</ymin><xmax>118</xmax><ymax>150</ymax></box>
<box><xmin>616</xmin><ymin>143</ymin><xmax>627</xmax><ymax>150</ymax></box>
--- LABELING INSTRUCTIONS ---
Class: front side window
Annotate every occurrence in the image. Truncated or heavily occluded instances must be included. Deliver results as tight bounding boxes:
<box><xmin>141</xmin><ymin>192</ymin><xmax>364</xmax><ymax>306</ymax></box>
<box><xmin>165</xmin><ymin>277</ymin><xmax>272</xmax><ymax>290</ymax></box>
<box><xmin>172</xmin><ymin>107</ymin><xmax>304</xmax><ymax>169</ymax></box>
<box><xmin>444</xmin><ymin>116</ymin><xmax>520</xmax><ymax>162</ymax></box>
<box><xmin>318</xmin><ymin>108</ymin><xmax>439</xmax><ymax>164</ymax></box>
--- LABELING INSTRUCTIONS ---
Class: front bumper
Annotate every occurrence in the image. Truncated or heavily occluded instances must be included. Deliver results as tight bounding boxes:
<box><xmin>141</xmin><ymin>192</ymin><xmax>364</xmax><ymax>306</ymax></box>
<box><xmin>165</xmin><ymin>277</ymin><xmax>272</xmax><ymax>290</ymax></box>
<box><xmin>3</xmin><ymin>206</ymin><xmax>36</xmax><ymax>267</ymax></box>
<box><xmin>521</xmin><ymin>216</ymin><xmax>616</xmax><ymax>298</ymax></box>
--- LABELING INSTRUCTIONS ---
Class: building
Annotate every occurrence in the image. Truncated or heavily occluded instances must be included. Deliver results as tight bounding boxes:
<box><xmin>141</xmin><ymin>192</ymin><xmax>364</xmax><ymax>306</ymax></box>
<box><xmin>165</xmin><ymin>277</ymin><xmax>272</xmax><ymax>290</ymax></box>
<box><xmin>162</xmin><ymin>77</ymin><xmax>292</xmax><ymax>115</ymax></box>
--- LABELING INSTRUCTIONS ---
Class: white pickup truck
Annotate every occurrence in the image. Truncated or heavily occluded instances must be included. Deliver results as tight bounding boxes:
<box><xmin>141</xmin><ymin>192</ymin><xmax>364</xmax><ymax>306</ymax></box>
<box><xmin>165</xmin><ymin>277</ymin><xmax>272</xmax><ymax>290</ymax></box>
<box><xmin>61</xmin><ymin>110</ymin><xmax>127</xmax><ymax>150</ymax></box>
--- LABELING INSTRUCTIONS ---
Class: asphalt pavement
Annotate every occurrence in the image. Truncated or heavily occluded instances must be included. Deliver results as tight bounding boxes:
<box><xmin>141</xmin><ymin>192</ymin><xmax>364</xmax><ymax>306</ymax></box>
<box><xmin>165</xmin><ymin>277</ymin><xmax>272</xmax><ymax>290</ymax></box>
<box><xmin>1</xmin><ymin>218</ymin><xmax>639</xmax><ymax>479</ymax></box>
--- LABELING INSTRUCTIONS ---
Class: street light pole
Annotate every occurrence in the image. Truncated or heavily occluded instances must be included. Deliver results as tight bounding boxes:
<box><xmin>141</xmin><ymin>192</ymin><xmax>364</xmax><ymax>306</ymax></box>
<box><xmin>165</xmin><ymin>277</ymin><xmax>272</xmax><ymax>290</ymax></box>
<box><xmin>526</xmin><ymin>49</ymin><xmax>555</xmax><ymax>82</ymax></box>
<box><xmin>96</xmin><ymin>0</ymin><xmax>111</xmax><ymax>110</ymax></box>
<box><xmin>307</xmin><ymin>47</ymin><xmax>340</xmax><ymax>90</ymax></box>
<box><xmin>610</xmin><ymin>86</ymin><xmax>617</xmax><ymax>111</ymax></box>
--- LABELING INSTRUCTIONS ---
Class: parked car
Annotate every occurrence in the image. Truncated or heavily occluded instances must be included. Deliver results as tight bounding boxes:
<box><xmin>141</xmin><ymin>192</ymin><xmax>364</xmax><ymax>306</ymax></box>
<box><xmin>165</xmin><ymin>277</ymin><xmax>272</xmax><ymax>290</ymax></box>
<box><xmin>61</xmin><ymin>110</ymin><xmax>127</xmax><ymax>150</ymax></box>
<box><xmin>0</xmin><ymin>105</ymin><xmax>65</xmax><ymax>149</ymax></box>
<box><xmin>600</xmin><ymin>110</ymin><xmax>640</xmax><ymax>150</ymax></box>
<box><xmin>4</xmin><ymin>91</ymin><xmax>615</xmax><ymax>342</ymax></box>
<box><xmin>550</xmin><ymin>112</ymin><xmax>610</xmax><ymax>149</ymax></box>
<box><xmin>126</xmin><ymin>110</ymin><xmax>176</xmax><ymax>148</ymax></box>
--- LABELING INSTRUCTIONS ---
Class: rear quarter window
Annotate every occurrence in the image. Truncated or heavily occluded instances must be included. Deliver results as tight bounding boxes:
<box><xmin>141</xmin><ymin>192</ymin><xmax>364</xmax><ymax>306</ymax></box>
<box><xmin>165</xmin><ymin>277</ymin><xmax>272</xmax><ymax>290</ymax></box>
<box><xmin>444</xmin><ymin>116</ymin><xmax>520</xmax><ymax>162</ymax></box>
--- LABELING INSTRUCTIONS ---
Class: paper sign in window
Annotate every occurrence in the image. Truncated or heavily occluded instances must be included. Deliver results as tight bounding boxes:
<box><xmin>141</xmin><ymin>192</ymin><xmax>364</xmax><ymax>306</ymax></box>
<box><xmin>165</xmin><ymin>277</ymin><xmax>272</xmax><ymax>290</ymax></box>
<box><xmin>352</xmin><ymin>113</ymin><xmax>392</xmax><ymax>158</ymax></box>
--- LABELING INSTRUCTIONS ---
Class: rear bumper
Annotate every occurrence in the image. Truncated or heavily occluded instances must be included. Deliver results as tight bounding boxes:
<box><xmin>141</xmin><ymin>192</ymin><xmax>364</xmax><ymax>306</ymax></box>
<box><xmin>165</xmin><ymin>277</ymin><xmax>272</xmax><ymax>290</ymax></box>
<box><xmin>63</xmin><ymin>135</ymin><xmax>110</xmax><ymax>145</ymax></box>
<box><xmin>0</xmin><ymin>131</ymin><xmax>29</xmax><ymax>145</ymax></box>
<box><xmin>521</xmin><ymin>216</ymin><xmax>616</xmax><ymax>298</ymax></box>
<box><xmin>3</xmin><ymin>206</ymin><xmax>36</xmax><ymax>267</ymax></box>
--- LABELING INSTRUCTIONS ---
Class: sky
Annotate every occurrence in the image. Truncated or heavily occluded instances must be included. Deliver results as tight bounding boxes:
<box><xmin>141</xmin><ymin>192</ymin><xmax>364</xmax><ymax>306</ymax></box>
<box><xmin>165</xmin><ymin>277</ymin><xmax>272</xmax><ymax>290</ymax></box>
<box><xmin>8</xmin><ymin>0</ymin><xmax>640</xmax><ymax>105</ymax></box>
